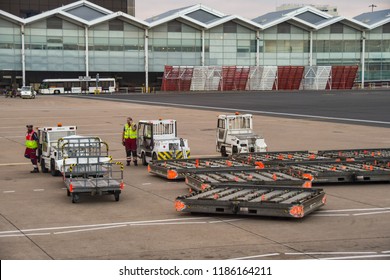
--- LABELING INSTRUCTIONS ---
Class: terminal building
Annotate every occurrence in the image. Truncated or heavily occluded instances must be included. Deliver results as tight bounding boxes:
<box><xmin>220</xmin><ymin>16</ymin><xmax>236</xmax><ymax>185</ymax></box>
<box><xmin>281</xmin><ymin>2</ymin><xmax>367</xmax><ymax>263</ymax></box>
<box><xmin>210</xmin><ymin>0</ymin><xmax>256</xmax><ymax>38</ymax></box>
<box><xmin>0</xmin><ymin>0</ymin><xmax>389</xmax><ymax>91</ymax></box>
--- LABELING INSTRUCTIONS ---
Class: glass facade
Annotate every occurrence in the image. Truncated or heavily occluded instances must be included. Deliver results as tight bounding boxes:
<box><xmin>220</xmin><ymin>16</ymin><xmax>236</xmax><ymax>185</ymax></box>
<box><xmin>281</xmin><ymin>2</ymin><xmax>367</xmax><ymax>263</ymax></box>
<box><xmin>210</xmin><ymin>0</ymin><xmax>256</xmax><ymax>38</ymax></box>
<box><xmin>148</xmin><ymin>21</ymin><xmax>202</xmax><ymax>72</ymax></box>
<box><xmin>313</xmin><ymin>23</ymin><xmax>361</xmax><ymax>66</ymax></box>
<box><xmin>205</xmin><ymin>23</ymin><xmax>256</xmax><ymax>66</ymax></box>
<box><xmin>24</xmin><ymin>17</ymin><xmax>85</xmax><ymax>72</ymax></box>
<box><xmin>88</xmin><ymin>20</ymin><xmax>145</xmax><ymax>72</ymax></box>
<box><xmin>365</xmin><ymin>24</ymin><xmax>390</xmax><ymax>81</ymax></box>
<box><xmin>0</xmin><ymin>17</ymin><xmax>22</xmax><ymax>71</ymax></box>
<box><xmin>260</xmin><ymin>23</ymin><xmax>310</xmax><ymax>66</ymax></box>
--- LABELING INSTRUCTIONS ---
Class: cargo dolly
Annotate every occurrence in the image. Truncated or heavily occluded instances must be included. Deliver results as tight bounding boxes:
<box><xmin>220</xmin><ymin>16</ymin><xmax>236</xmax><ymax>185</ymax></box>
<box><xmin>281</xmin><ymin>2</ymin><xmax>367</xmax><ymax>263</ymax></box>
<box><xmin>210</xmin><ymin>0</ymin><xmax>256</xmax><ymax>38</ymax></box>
<box><xmin>231</xmin><ymin>150</ymin><xmax>329</xmax><ymax>164</ymax></box>
<box><xmin>175</xmin><ymin>185</ymin><xmax>326</xmax><ymax>218</ymax></box>
<box><xmin>56</xmin><ymin>136</ymin><xmax>111</xmax><ymax>177</ymax></box>
<box><xmin>185</xmin><ymin>168</ymin><xmax>310</xmax><ymax>192</ymax></box>
<box><xmin>231</xmin><ymin>148</ymin><xmax>390</xmax><ymax>165</ymax></box>
<box><xmin>286</xmin><ymin>161</ymin><xmax>390</xmax><ymax>184</ymax></box>
<box><xmin>64</xmin><ymin>162</ymin><xmax>124</xmax><ymax>203</ymax></box>
<box><xmin>317</xmin><ymin>148</ymin><xmax>390</xmax><ymax>161</ymax></box>
<box><xmin>148</xmin><ymin>157</ymin><xmax>254</xmax><ymax>179</ymax></box>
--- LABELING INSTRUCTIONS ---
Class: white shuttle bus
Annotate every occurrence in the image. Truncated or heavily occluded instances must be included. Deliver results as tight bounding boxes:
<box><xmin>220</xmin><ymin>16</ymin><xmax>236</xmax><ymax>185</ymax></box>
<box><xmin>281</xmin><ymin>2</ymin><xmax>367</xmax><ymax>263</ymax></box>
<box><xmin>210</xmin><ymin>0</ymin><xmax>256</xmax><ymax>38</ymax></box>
<box><xmin>39</xmin><ymin>78</ymin><xmax>116</xmax><ymax>94</ymax></box>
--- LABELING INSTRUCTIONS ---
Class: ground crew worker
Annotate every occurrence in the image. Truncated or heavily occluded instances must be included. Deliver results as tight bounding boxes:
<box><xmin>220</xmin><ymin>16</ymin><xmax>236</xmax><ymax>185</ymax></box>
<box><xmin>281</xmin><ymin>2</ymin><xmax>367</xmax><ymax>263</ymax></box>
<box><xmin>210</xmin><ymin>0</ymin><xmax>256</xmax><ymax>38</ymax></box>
<box><xmin>122</xmin><ymin>117</ymin><xmax>138</xmax><ymax>166</ymax></box>
<box><xmin>24</xmin><ymin>124</ymin><xmax>39</xmax><ymax>173</ymax></box>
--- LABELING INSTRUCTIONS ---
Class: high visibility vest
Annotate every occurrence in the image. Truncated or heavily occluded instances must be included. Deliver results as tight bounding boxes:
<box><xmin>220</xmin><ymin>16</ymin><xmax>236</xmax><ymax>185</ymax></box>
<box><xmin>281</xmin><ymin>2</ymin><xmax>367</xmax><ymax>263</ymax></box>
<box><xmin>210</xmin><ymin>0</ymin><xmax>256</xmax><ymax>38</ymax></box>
<box><xmin>129</xmin><ymin>129</ymin><xmax>137</xmax><ymax>139</ymax></box>
<box><xmin>124</xmin><ymin>124</ymin><xmax>137</xmax><ymax>139</ymax></box>
<box><xmin>25</xmin><ymin>131</ymin><xmax>38</xmax><ymax>149</ymax></box>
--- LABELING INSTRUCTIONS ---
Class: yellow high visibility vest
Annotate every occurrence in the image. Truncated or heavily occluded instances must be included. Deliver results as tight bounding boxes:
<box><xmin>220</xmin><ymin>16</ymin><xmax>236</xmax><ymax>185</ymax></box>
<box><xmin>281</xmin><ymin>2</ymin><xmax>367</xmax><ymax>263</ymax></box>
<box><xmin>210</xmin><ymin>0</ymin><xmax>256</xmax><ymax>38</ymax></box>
<box><xmin>124</xmin><ymin>124</ymin><xmax>132</xmax><ymax>139</ymax></box>
<box><xmin>25</xmin><ymin>131</ymin><xmax>38</xmax><ymax>149</ymax></box>
<box><xmin>124</xmin><ymin>124</ymin><xmax>137</xmax><ymax>139</ymax></box>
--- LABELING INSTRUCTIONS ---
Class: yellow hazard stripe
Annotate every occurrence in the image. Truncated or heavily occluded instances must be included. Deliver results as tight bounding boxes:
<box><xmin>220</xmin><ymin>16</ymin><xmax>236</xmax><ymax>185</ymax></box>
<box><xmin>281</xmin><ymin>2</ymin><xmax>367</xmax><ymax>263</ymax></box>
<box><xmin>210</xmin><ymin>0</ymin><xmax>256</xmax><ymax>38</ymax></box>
<box><xmin>158</xmin><ymin>150</ymin><xmax>191</xmax><ymax>160</ymax></box>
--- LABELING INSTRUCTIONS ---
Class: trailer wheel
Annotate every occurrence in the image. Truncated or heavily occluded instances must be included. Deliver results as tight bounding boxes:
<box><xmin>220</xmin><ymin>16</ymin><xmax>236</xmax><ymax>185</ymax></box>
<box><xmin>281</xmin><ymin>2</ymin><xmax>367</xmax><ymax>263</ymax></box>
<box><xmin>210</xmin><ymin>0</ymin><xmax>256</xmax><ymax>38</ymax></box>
<box><xmin>152</xmin><ymin>153</ymin><xmax>157</xmax><ymax>161</ymax></box>
<box><xmin>50</xmin><ymin>159</ymin><xmax>60</xmax><ymax>176</ymax></box>
<box><xmin>41</xmin><ymin>159</ymin><xmax>49</xmax><ymax>173</ymax></box>
<box><xmin>221</xmin><ymin>146</ymin><xmax>227</xmax><ymax>157</ymax></box>
<box><xmin>141</xmin><ymin>152</ymin><xmax>148</xmax><ymax>166</ymax></box>
<box><xmin>114</xmin><ymin>191</ymin><xmax>120</xmax><ymax>202</ymax></box>
<box><xmin>232</xmin><ymin>145</ymin><xmax>238</xmax><ymax>154</ymax></box>
<box><xmin>71</xmin><ymin>193</ymin><xmax>79</xmax><ymax>203</ymax></box>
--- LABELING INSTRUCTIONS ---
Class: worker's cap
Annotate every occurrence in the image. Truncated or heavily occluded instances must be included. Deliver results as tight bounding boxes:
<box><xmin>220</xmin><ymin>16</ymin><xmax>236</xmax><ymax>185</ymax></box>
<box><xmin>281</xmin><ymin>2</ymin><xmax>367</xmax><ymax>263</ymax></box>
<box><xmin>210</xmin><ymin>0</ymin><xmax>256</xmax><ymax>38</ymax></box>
<box><xmin>26</xmin><ymin>124</ymin><xmax>33</xmax><ymax>128</ymax></box>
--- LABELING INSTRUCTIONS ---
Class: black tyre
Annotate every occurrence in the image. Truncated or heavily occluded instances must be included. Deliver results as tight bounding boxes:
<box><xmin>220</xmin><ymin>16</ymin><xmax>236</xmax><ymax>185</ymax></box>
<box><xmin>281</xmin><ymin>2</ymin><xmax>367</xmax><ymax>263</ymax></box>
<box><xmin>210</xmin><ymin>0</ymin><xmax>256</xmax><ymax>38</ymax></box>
<box><xmin>141</xmin><ymin>152</ymin><xmax>148</xmax><ymax>166</ymax></box>
<box><xmin>114</xmin><ymin>191</ymin><xmax>120</xmax><ymax>202</ymax></box>
<box><xmin>50</xmin><ymin>159</ymin><xmax>60</xmax><ymax>176</ymax></box>
<box><xmin>152</xmin><ymin>153</ymin><xmax>157</xmax><ymax>161</ymax></box>
<box><xmin>221</xmin><ymin>146</ymin><xmax>228</xmax><ymax>157</ymax></box>
<box><xmin>71</xmin><ymin>193</ymin><xmax>79</xmax><ymax>203</ymax></box>
<box><xmin>41</xmin><ymin>159</ymin><xmax>49</xmax><ymax>173</ymax></box>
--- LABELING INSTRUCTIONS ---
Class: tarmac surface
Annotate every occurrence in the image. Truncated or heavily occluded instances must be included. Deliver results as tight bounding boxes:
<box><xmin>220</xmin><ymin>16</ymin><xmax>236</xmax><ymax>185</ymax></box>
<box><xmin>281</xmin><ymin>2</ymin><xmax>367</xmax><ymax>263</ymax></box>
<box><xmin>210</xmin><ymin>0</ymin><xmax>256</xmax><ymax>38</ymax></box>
<box><xmin>0</xmin><ymin>92</ymin><xmax>389</xmax><ymax>260</ymax></box>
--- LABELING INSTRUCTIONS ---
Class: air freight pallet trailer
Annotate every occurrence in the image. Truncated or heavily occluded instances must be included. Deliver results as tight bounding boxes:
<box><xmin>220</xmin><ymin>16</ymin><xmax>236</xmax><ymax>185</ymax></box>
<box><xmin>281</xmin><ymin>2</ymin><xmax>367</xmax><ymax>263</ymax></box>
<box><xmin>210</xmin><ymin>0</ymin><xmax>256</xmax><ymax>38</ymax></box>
<box><xmin>185</xmin><ymin>167</ymin><xmax>309</xmax><ymax>192</ymax></box>
<box><xmin>175</xmin><ymin>185</ymin><xmax>326</xmax><ymax>218</ymax></box>
<box><xmin>64</xmin><ymin>162</ymin><xmax>124</xmax><ymax>203</ymax></box>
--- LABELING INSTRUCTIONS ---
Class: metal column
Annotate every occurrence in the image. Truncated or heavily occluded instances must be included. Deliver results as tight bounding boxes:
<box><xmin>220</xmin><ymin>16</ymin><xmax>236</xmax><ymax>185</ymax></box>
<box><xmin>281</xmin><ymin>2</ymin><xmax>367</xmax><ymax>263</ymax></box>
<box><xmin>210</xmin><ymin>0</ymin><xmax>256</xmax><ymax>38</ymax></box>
<box><xmin>361</xmin><ymin>30</ymin><xmax>366</xmax><ymax>89</ymax></box>
<box><xmin>85</xmin><ymin>26</ymin><xmax>89</xmax><ymax>77</ymax></box>
<box><xmin>145</xmin><ymin>29</ymin><xmax>149</xmax><ymax>91</ymax></box>
<box><xmin>21</xmin><ymin>24</ymin><xmax>25</xmax><ymax>87</ymax></box>
<box><xmin>201</xmin><ymin>29</ymin><xmax>205</xmax><ymax>66</ymax></box>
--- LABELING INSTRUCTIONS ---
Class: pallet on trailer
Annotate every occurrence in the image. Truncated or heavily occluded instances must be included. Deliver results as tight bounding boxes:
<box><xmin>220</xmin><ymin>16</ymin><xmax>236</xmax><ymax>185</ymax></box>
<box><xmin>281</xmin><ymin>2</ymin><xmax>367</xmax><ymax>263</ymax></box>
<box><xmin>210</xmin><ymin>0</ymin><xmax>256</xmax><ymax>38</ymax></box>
<box><xmin>175</xmin><ymin>185</ymin><xmax>326</xmax><ymax>218</ymax></box>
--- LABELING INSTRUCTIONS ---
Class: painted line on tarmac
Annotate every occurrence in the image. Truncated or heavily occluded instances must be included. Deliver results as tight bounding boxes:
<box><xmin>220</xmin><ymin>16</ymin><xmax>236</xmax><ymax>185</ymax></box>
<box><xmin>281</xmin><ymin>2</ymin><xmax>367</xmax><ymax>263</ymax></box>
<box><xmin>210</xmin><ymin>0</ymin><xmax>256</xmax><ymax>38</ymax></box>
<box><xmin>353</xmin><ymin>210</ymin><xmax>390</xmax><ymax>216</ymax></box>
<box><xmin>0</xmin><ymin>217</ymin><xmax>242</xmax><ymax>238</ymax></box>
<box><xmin>318</xmin><ymin>207</ymin><xmax>390</xmax><ymax>212</ymax></box>
<box><xmin>319</xmin><ymin>254</ymin><xmax>390</xmax><ymax>260</ymax></box>
<box><xmin>0</xmin><ymin>217</ymin><xmax>216</xmax><ymax>235</ymax></box>
<box><xmin>233</xmin><ymin>250</ymin><xmax>389</xmax><ymax>260</ymax></box>
<box><xmin>0</xmin><ymin>162</ymin><xmax>30</xmax><ymax>166</ymax></box>
<box><xmin>54</xmin><ymin>224</ymin><xmax>127</xmax><ymax>235</ymax></box>
<box><xmin>309</xmin><ymin>207</ymin><xmax>390</xmax><ymax>217</ymax></box>
<box><xmin>84</xmin><ymin>96</ymin><xmax>390</xmax><ymax>126</ymax></box>
<box><xmin>3</xmin><ymin>191</ymin><xmax>15</xmax><ymax>193</ymax></box>
<box><xmin>286</xmin><ymin>251</ymin><xmax>377</xmax><ymax>255</ymax></box>
<box><xmin>230</xmin><ymin>253</ymin><xmax>280</xmax><ymax>260</ymax></box>
<box><xmin>33</xmin><ymin>189</ymin><xmax>45</xmax><ymax>192</ymax></box>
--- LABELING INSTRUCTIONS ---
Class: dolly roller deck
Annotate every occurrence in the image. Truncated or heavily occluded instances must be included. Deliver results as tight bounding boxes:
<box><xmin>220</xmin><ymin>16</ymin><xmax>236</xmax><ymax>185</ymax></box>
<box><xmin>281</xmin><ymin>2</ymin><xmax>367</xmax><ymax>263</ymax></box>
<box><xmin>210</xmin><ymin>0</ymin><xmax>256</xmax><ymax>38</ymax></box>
<box><xmin>148</xmin><ymin>157</ymin><xmax>254</xmax><ymax>180</ymax></box>
<box><xmin>318</xmin><ymin>148</ymin><xmax>390</xmax><ymax>161</ymax></box>
<box><xmin>185</xmin><ymin>168</ymin><xmax>310</xmax><ymax>191</ymax></box>
<box><xmin>175</xmin><ymin>185</ymin><xmax>326</xmax><ymax>218</ymax></box>
<box><xmin>286</xmin><ymin>161</ymin><xmax>390</xmax><ymax>184</ymax></box>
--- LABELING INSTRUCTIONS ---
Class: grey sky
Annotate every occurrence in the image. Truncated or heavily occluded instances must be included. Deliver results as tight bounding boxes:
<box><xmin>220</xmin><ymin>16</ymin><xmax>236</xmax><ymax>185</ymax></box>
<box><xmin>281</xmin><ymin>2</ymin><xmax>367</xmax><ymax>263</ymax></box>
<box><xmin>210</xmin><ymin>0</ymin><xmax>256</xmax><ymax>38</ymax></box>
<box><xmin>135</xmin><ymin>0</ymin><xmax>390</xmax><ymax>20</ymax></box>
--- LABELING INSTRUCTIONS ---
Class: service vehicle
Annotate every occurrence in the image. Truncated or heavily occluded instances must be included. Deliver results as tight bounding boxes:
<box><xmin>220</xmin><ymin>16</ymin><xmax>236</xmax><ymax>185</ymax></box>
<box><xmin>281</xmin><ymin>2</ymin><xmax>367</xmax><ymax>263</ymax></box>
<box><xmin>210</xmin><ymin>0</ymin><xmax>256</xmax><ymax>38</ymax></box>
<box><xmin>217</xmin><ymin>113</ymin><xmax>267</xmax><ymax>157</ymax></box>
<box><xmin>37</xmin><ymin>124</ymin><xmax>110</xmax><ymax>176</ymax></box>
<box><xmin>38</xmin><ymin>77</ymin><xmax>116</xmax><ymax>94</ymax></box>
<box><xmin>137</xmin><ymin>119</ymin><xmax>190</xmax><ymax>165</ymax></box>
<box><xmin>38</xmin><ymin>124</ymin><xmax>77</xmax><ymax>175</ymax></box>
<box><xmin>20</xmin><ymin>86</ymin><xmax>36</xmax><ymax>99</ymax></box>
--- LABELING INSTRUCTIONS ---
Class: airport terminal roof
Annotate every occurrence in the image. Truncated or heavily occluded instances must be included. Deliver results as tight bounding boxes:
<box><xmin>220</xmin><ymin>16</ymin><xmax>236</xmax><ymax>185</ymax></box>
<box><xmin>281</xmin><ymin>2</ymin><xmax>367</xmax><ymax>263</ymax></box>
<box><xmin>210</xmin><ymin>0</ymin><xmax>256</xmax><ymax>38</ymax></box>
<box><xmin>0</xmin><ymin>0</ymin><xmax>389</xmax><ymax>31</ymax></box>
